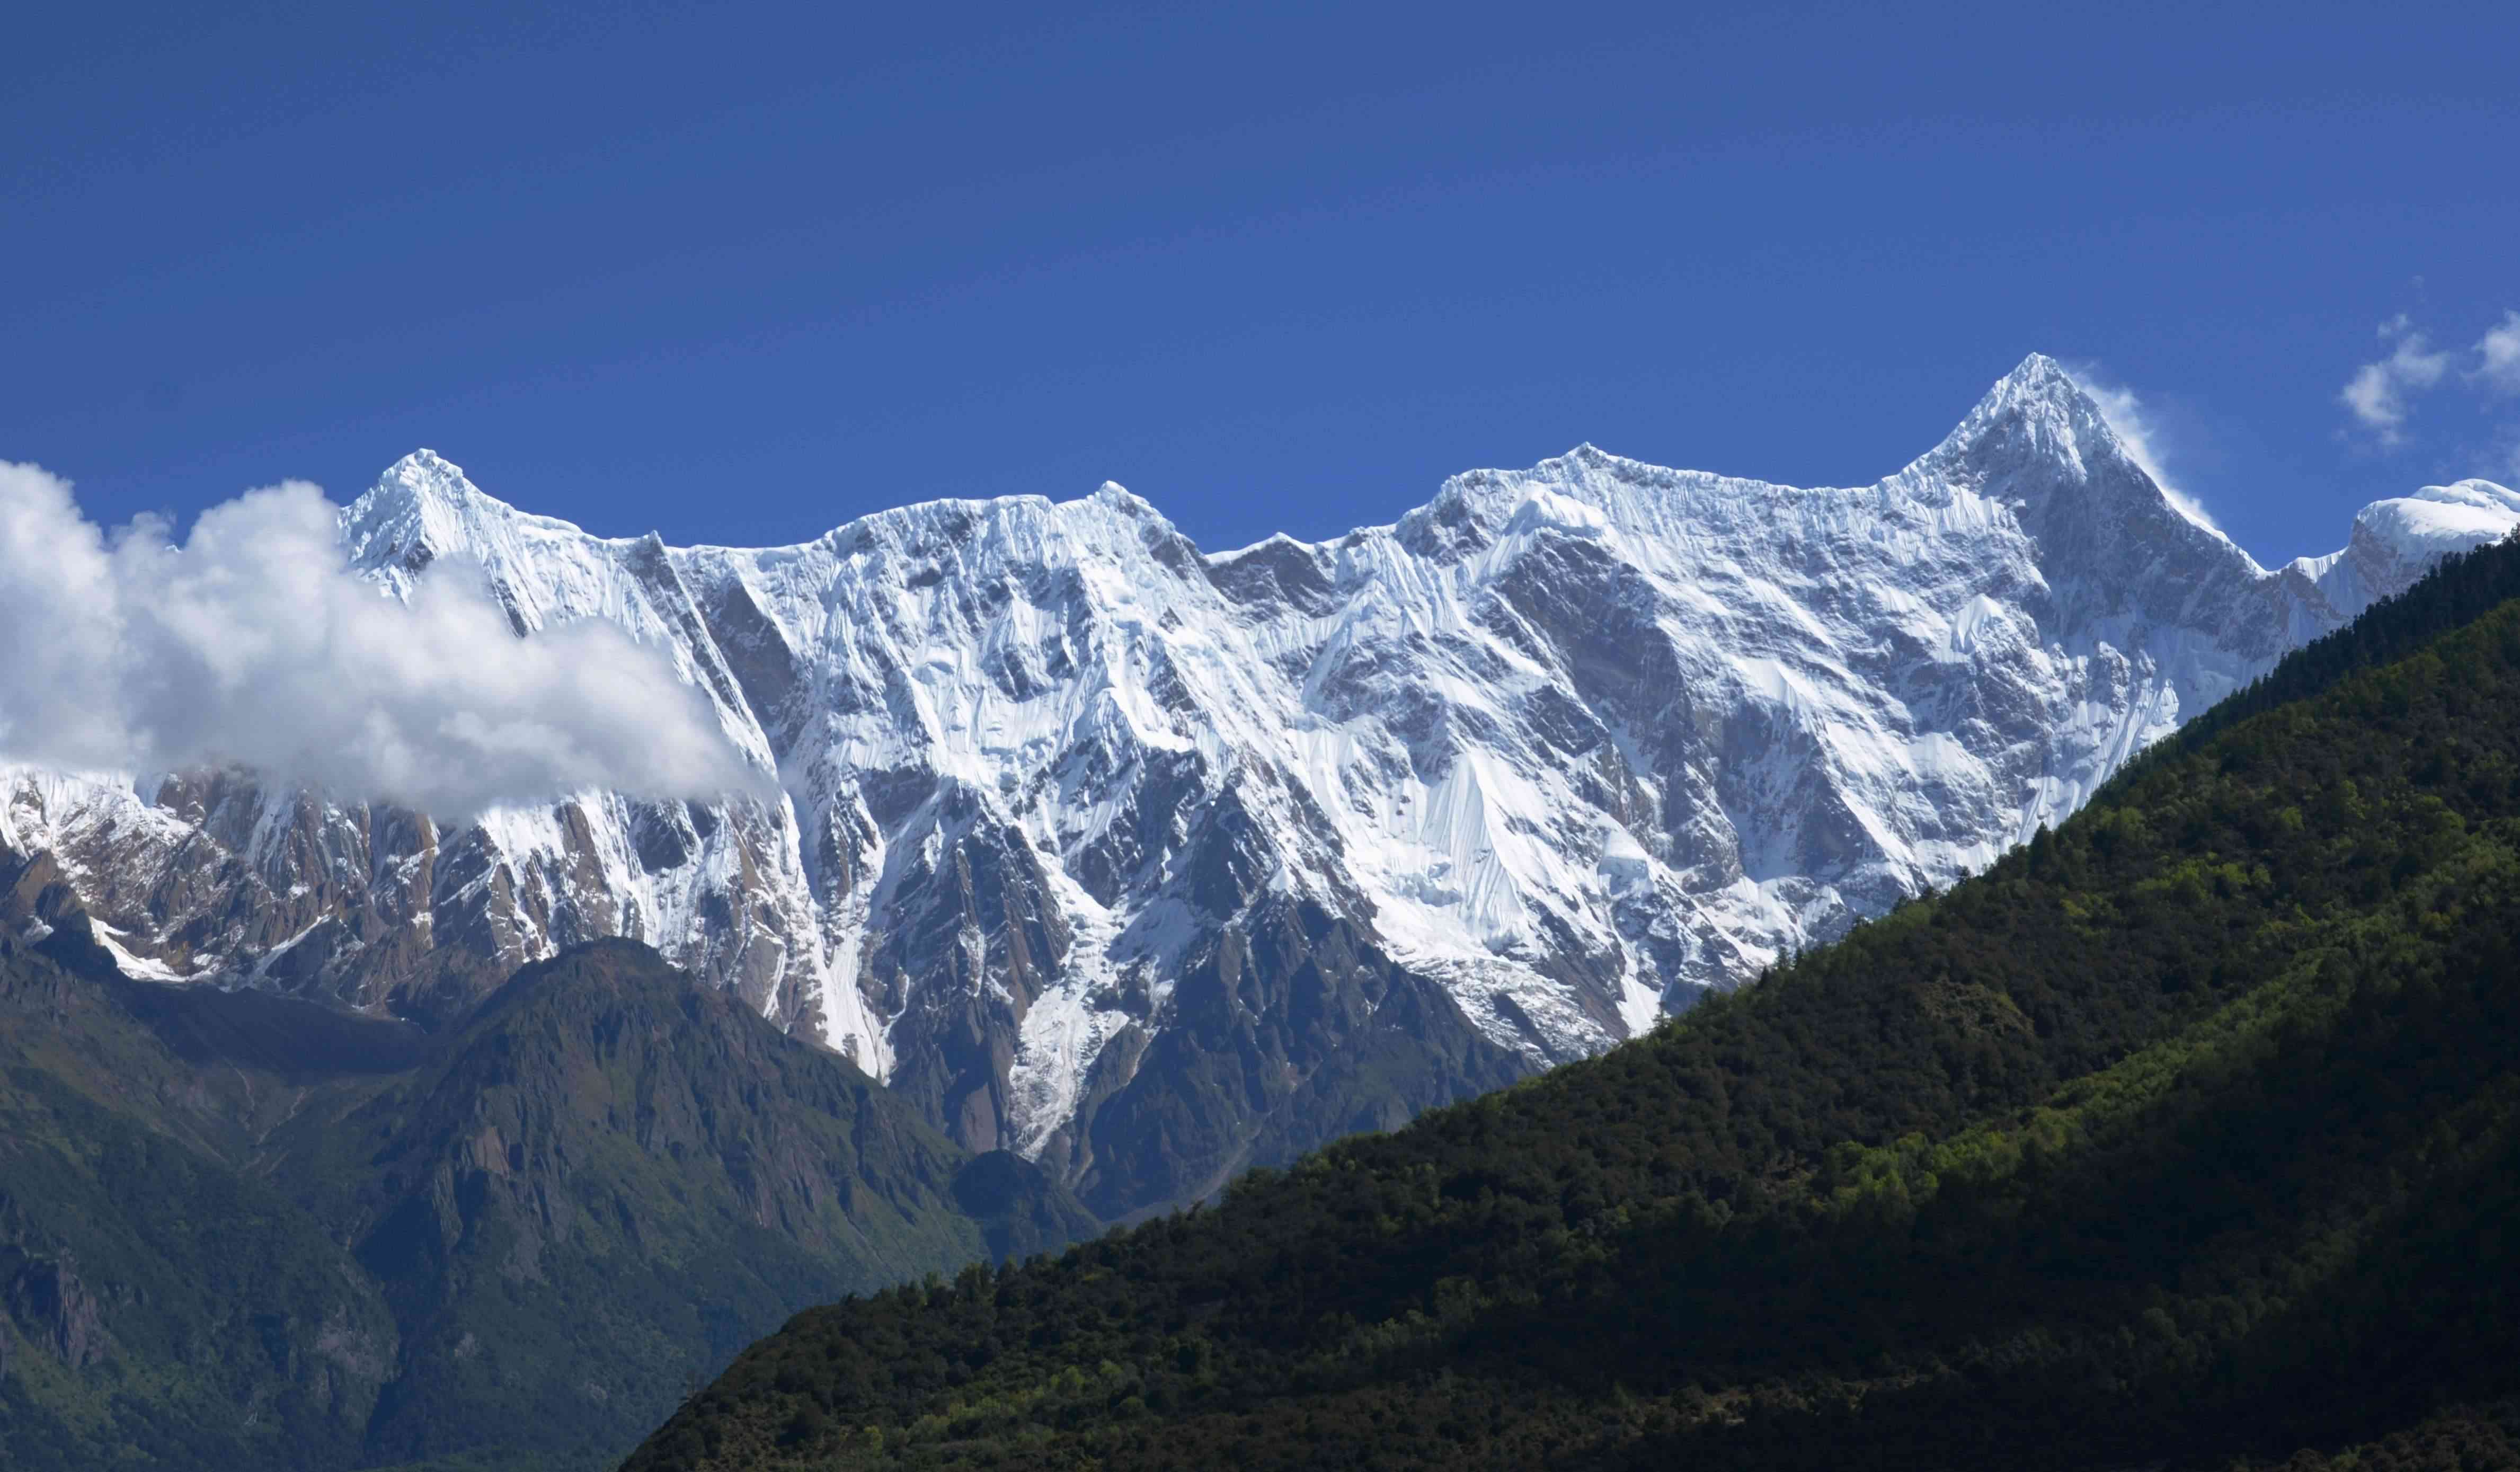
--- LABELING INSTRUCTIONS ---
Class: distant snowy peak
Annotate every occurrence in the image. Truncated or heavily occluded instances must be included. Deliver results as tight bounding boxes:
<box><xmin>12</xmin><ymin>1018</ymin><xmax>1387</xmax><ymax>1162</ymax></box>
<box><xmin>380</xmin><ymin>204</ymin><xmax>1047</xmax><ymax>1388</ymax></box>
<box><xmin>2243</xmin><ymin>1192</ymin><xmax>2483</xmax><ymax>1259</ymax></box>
<box><xmin>1914</xmin><ymin>352</ymin><xmax>2122</xmax><ymax>476</ymax></box>
<box><xmin>342</xmin><ymin>449</ymin><xmax>655</xmax><ymax>635</ymax></box>
<box><xmin>2358</xmin><ymin>480</ymin><xmax>2520</xmax><ymax>558</ymax></box>
<box><xmin>1905</xmin><ymin>353</ymin><xmax>2147</xmax><ymax>501</ymax></box>
<box><xmin>2284</xmin><ymin>478</ymin><xmax>2520</xmax><ymax>625</ymax></box>
<box><xmin>1906</xmin><ymin>356</ymin><xmax>2261</xmax><ymax>572</ymax></box>
<box><xmin>345</xmin><ymin>449</ymin><xmax>583</xmax><ymax>570</ymax></box>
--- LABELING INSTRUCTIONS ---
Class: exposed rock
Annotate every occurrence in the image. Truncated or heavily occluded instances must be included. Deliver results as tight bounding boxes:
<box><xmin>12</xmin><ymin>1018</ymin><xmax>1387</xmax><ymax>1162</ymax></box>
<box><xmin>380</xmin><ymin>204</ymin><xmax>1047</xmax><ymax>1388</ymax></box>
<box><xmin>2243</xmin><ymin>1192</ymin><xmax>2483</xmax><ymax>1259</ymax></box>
<box><xmin>5</xmin><ymin>1253</ymin><xmax>104</xmax><ymax>1370</ymax></box>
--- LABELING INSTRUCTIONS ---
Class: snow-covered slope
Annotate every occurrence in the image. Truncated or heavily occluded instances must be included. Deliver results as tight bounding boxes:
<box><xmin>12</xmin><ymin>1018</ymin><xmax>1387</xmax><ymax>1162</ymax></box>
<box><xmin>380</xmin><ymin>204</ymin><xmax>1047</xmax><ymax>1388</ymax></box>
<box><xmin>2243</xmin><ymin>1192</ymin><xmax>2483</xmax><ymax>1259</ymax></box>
<box><xmin>2281</xmin><ymin>480</ymin><xmax>2520</xmax><ymax>620</ymax></box>
<box><xmin>6</xmin><ymin>355</ymin><xmax>2512</xmax><ymax>1216</ymax></box>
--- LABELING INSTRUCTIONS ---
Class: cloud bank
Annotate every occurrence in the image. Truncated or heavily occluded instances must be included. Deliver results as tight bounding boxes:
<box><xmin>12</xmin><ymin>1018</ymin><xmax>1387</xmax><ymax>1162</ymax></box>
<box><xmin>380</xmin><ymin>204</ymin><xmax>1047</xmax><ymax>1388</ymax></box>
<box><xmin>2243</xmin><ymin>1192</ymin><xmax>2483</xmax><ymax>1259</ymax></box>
<box><xmin>0</xmin><ymin>461</ymin><xmax>764</xmax><ymax>823</ymax></box>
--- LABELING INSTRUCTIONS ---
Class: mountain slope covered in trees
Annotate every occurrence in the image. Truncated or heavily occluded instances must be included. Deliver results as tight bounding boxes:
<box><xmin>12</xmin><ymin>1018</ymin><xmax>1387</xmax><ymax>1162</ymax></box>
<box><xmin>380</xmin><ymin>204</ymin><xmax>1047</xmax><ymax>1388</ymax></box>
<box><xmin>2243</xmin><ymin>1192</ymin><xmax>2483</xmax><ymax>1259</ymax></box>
<box><xmin>626</xmin><ymin>538</ymin><xmax>2520</xmax><ymax>1470</ymax></box>
<box><xmin>0</xmin><ymin>937</ymin><xmax>1093</xmax><ymax>1472</ymax></box>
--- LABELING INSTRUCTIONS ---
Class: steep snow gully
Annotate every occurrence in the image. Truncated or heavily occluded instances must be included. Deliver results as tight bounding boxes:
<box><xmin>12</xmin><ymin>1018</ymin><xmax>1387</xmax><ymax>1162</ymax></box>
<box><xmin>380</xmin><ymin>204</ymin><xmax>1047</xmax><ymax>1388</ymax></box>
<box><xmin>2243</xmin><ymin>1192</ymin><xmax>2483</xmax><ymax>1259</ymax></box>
<box><xmin>7</xmin><ymin>355</ymin><xmax>2514</xmax><ymax>1214</ymax></box>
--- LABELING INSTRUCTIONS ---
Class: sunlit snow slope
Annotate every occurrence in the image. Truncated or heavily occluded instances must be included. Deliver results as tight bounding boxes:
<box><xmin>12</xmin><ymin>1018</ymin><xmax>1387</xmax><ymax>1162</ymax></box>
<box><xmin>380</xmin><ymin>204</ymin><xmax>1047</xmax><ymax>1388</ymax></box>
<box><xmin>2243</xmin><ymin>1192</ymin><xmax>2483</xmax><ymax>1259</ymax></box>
<box><xmin>5</xmin><ymin>355</ymin><xmax>2510</xmax><ymax>1215</ymax></box>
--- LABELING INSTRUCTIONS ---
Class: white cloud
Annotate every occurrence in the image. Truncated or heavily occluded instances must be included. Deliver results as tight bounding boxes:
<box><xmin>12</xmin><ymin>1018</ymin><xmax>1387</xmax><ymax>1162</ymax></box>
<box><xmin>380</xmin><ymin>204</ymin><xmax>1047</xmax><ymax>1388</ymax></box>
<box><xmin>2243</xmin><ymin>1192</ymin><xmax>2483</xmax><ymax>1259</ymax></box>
<box><xmin>2339</xmin><ymin>316</ymin><xmax>2452</xmax><ymax>444</ymax></box>
<box><xmin>2064</xmin><ymin>363</ymin><xmax>2226</xmax><ymax>538</ymax></box>
<box><xmin>2474</xmin><ymin>310</ymin><xmax>2520</xmax><ymax>396</ymax></box>
<box><xmin>0</xmin><ymin>462</ymin><xmax>764</xmax><ymax>823</ymax></box>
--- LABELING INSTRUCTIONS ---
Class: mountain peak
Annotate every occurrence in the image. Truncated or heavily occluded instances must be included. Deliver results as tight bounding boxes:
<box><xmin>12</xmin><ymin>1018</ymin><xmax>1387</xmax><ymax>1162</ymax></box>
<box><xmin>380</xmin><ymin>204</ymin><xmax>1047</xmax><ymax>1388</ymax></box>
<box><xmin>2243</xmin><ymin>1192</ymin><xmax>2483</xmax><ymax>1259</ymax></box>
<box><xmin>1087</xmin><ymin>481</ymin><xmax>1157</xmax><ymax>519</ymax></box>
<box><xmin>393</xmin><ymin>446</ymin><xmax>460</xmax><ymax>475</ymax></box>
<box><xmin>360</xmin><ymin>447</ymin><xmax>468</xmax><ymax>512</ymax></box>
<box><xmin>1946</xmin><ymin>353</ymin><xmax>2112</xmax><ymax>452</ymax></box>
<box><xmin>2332</xmin><ymin>480</ymin><xmax>2520</xmax><ymax>580</ymax></box>
<box><xmin>1992</xmin><ymin>350</ymin><xmax>2075</xmax><ymax>396</ymax></box>
<box><xmin>1896</xmin><ymin>352</ymin><xmax>2143</xmax><ymax>504</ymax></box>
<box><xmin>340</xmin><ymin>450</ymin><xmax>587</xmax><ymax>576</ymax></box>
<box><xmin>339</xmin><ymin>449</ymin><xmax>471</xmax><ymax>571</ymax></box>
<box><xmin>2416</xmin><ymin>478</ymin><xmax>2520</xmax><ymax>513</ymax></box>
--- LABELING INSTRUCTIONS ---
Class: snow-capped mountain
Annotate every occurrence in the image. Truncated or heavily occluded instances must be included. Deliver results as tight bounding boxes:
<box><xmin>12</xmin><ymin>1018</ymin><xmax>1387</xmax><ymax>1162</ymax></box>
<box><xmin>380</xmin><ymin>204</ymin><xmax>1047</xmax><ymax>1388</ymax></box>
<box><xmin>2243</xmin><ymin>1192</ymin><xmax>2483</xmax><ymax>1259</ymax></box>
<box><xmin>5</xmin><ymin>355</ymin><xmax>2512</xmax><ymax>1216</ymax></box>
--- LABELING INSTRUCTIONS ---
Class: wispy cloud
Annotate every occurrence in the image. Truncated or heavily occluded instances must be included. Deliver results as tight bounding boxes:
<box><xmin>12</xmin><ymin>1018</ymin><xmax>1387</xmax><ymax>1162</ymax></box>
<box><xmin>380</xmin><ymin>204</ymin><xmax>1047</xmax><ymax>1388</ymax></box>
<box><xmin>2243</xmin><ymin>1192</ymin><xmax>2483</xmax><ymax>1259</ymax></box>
<box><xmin>2473</xmin><ymin>310</ymin><xmax>2520</xmax><ymax>396</ymax></box>
<box><xmin>2339</xmin><ymin>314</ymin><xmax>2452</xmax><ymax>444</ymax></box>
<box><xmin>2064</xmin><ymin>363</ymin><xmax>2225</xmax><ymax>537</ymax></box>
<box><xmin>0</xmin><ymin>462</ymin><xmax>764</xmax><ymax>823</ymax></box>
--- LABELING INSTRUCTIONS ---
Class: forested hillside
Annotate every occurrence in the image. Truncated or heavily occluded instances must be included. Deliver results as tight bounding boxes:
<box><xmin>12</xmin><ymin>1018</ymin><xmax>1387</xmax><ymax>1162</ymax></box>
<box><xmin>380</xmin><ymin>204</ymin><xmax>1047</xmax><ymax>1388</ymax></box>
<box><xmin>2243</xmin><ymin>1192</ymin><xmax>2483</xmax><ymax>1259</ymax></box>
<box><xmin>0</xmin><ymin>938</ymin><xmax>1093</xmax><ymax>1472</ymax></box>
<box><xmin>626</xmin><ymin>538</ymin><xmax>2520</xmax><ymax>1471</ymax></box>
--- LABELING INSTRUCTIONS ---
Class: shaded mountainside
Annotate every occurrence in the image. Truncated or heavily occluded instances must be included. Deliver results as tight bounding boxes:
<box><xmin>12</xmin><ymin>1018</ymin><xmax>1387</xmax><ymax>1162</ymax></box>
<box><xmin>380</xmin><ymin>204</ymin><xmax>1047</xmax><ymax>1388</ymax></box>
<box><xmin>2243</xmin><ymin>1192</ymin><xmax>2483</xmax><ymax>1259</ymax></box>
<box><xmin>0</xmin><ymin>939</ymin><xmax>1093</xmax><ymax>1472</ymax></box>
<box><xmin>625</xmin><ymin>539</ymin><xmax>2520</xmax><ymax>1470</ymax></box>
<box><xmin>13</xmin><ymin>360</ymin><xmax>2516</xmax><ymax>1225</ymax></box>
<box><xmin>2225</xmin><ymin>1402</ymin><xmax>2520</xmax><ymax>1471</ymax></box>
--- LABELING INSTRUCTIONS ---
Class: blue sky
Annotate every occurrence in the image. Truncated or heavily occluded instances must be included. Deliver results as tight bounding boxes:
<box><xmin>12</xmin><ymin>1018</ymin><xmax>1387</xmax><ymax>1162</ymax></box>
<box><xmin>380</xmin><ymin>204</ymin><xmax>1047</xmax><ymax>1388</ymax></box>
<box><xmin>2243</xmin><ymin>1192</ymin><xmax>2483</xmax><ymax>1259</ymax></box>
<box><xmin>6</xmin><ymin>0</ymin><xmax>2517</xmax><ymax>562</ymax></box>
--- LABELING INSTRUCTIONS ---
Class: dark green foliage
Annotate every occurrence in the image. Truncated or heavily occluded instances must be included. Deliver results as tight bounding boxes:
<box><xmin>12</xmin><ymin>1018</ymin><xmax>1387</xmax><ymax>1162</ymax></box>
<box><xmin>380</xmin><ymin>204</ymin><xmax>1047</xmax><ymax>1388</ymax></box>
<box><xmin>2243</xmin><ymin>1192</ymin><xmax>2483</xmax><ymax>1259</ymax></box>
<box><xmin>625</xmin><ymin>547</ymin><xmax>2520</xmax><ymax>1469</ymax></box>
<box><xmin>2223</xmin><ymin>1400</ymin><xmax>2520</xmax><ymax>1470</ymax></box>
<box><xmin>0</xmin><ymin>938</ymin><xmax>1093</xmax><ymax>1471</ymax></box>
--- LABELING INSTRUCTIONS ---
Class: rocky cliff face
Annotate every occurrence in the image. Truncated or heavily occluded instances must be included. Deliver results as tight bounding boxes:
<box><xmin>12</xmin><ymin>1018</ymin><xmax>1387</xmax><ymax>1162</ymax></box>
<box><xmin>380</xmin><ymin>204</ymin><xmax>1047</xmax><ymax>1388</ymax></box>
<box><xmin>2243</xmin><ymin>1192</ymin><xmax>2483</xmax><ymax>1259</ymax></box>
<box><xmin>2</xmin><ymin>1254</ymin><xmax>104</xmax><ymax>1371</ymax></box>
<box><xmin>6</xmin><ymin>356</ymin><xmax>2512</xmax><ymax>1217</ymax></box>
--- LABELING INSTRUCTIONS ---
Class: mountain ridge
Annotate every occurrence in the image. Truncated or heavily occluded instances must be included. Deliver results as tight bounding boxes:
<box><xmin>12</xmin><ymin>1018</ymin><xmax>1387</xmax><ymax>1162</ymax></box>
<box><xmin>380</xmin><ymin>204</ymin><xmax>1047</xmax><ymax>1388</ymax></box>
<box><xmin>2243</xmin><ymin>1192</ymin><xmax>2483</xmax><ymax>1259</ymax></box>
<box><xmin>7</xmin><ymin>353</ymin><xmax>2515</xmax><ymax>1218</ymax></box>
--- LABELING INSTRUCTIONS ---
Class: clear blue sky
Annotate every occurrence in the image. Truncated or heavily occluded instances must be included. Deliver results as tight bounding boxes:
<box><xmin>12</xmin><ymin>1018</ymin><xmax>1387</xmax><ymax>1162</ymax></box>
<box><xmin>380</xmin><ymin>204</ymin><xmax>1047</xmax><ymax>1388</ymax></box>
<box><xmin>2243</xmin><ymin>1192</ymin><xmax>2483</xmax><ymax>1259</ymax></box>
<box><xmin>7</xmin><ymin>1</ymin><xmax>2517</xmax><ymax>562</ymax></box>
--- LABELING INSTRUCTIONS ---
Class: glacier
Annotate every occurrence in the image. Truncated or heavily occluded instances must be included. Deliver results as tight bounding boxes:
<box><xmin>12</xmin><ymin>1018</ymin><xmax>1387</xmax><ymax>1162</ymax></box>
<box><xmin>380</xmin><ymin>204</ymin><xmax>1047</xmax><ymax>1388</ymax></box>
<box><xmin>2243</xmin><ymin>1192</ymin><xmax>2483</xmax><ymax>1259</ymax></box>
<box><xmin>5</xmin><ymin>353</ymin><xmax>2513</xmax><ymax>1215</ymax></box>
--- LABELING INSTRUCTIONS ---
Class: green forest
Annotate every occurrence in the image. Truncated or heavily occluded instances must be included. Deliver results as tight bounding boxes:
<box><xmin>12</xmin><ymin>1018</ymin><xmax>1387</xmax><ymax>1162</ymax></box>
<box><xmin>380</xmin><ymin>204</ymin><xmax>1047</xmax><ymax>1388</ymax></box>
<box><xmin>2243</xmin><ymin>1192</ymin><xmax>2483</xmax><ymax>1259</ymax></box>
<box><xmin>625</xmin><ymin>543</ymin><xmax>2520</xmax><ymax>1471</ymax></box>
<box><xmin>0</xmin><ymin>937</ymin><xmax>1091</xmax><ymax>1472</ymax></box>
